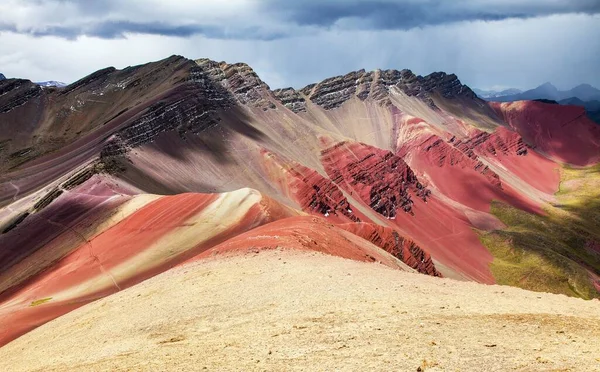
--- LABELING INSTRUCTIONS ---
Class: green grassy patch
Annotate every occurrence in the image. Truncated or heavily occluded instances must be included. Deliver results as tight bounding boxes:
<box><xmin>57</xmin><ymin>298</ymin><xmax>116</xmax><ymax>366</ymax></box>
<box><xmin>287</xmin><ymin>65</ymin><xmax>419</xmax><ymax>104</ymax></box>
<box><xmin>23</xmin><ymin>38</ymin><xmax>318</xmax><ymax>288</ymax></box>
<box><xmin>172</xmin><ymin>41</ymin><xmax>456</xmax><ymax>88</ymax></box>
<box><xmin>29</xmin><ymin>297</ymin><xmax>52</xmax><ymax>307</ymax></box>
<box><xmin>479</xmin><ymin>164</ymin><xmax>600</xmax><ymax>299</ymax></box>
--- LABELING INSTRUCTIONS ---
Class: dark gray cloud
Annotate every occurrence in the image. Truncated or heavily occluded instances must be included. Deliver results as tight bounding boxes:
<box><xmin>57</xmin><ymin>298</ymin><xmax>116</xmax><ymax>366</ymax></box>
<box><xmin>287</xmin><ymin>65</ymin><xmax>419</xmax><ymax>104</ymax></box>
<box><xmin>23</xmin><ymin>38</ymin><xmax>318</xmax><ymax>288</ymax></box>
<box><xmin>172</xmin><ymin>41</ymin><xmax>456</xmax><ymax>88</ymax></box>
<box><xmin>0</xmin><ymin>1</ymin><xmax>599</xmax><ymax>92</ymax></box>
<box><xmin>264</xmin><ymin>0</ymin><xmax>600</xmax><ymax>29</ymax></box>
<box><xmin>1</xmin><ymin>0</ymin><xmax>599</xmax><ymax>40</ymax></box>
<box><xmin>1</xmin><ymin>21</ymin><xmax>287</xmax><ymax>41</ymax></box>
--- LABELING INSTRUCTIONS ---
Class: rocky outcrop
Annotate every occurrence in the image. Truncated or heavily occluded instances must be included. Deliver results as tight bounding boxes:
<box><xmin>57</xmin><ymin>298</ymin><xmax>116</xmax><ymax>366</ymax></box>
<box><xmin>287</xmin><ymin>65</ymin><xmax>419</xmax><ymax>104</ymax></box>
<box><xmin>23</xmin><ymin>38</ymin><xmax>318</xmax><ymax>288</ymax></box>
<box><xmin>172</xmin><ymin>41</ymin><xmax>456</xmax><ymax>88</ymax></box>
<box><xmin>301</xmin><ymin>70</ymin><xmax>365</xmax><ymax>110</ymax></box>
<box><xmin>458</xmin><ymin>128</ymin><xmax>530</xmax><ymax>157</ymax></box>
<box><xmin>298</xmin><ymin>69</ymin><xmax>408</xmax><ymax>109</ymax></box>
<box><xmin>262</xmin><ymin>151</ymin><xmax>359</xmax><ymax>221</ymax></box>
<box><xmin>195</xmin><ymin>59</ymin><xmax>276</xmax><ymax>111</ymax></box>
<box><xmin>0</xmin><ymin>73</ymin><xmax>5</xmax><ymax>80</ymax></box>
<box><xmin>321</xmin><ymin>141</ymin><xmax>430</xmax><ymax>219</ymax></box>
<box><xmin>0</xmin><ymin>79</ymin><xmax>42</xmax><ymax>113</ymax></box>
<box><xmin>423</xmin><ymin>135</ymin><xmax>502</xmax><ymax>188</ymax></box>
<box><xmin>272</xmin><ymin>88</ymin><xmax>306</xmax><ymax>113</ymax></box>
<box><xmin>419</xmin><ymin>72</ymin><xmax>477</xmax><ymax>99</ymax></box>
<box><xmin>340</xmin><ymin>223</ymin><xmax>441</xmax><ymax>276</ymax></box>
<box><xmin>295</xmin><ymin>68</ymin><xmax>477</xmax><ymax>111</ymax></box>
<box><xmin>102</xmin><ymin>61</ymin><xmax>235</xmax><ymax>156</ymax></box>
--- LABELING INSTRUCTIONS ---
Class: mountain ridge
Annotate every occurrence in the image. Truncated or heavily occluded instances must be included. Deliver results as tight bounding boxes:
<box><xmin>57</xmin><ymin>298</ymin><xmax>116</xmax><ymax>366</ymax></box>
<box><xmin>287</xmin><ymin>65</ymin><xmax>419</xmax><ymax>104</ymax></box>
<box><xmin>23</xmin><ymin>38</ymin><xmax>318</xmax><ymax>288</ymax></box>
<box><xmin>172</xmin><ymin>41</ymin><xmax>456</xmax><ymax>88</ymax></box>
<box><xmin>473</xmin><ymin>87</ymin><xmax>522</xmax><ymax>99</ymax></box>
<box><xmin>1</xmin><ymin>54</ymin><xmax>599</xmax><ymax>349</ymax></box>
<box><xmin>488</xmin><ymin>82</ymin><xmax>600</xmax><ymax>102</ymax></box>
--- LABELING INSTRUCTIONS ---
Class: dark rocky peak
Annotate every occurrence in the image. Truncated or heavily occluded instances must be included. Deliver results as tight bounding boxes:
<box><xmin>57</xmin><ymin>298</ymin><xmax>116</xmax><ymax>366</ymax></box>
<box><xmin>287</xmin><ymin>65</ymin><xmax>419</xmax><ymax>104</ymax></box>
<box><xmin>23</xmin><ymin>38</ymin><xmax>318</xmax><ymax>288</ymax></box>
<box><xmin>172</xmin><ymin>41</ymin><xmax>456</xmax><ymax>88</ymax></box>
<box><xmin>272</xmin><ymin>87</ymin><xmax>306</xmax><ymax>113</ymax></box>
<box><xmin>420</xmin><ymin>72</ymin><xmax>477</xmax><ymax>99</ymax></box>
<box><xmin>0</xmin><ymin>73</ymin><xmax>5</xmax><ymax>80</ymax></box>
<box><xmin>292</xmin><ymin>67</ymin><xmax>477</xmax><ymax>111</ymax></box>
<box><xmin>396</xmin><ymin>71</ymin><xmax>477</xmax><ymax>105</ymax></box>
<box><xmin>369</xmin><ymin>68</ymin><xmax>415</xmax><ymax>104</ymax></box>
<box><xmin>301</xmin><ymin>69</ymin><xmax>366</xmax><ymax>110</ymax></box>
<box><xmin>195</xmin><ymin>59</ymin><xmax>276</xmax><ymax>111</ymax></box>
<box><xmin>102</xmin><ymin>56</ymin><xmax>239</xmax><ymax>156</ymax></box>
<box><xmin>0</xmin><ymin>78</ymin><xmax>42</xmax><ymax>114</ymax></box>
<box><xmin>296</xmin><ymin>68</ymin><xmax>409</xmax><ymax>110</ymax></box>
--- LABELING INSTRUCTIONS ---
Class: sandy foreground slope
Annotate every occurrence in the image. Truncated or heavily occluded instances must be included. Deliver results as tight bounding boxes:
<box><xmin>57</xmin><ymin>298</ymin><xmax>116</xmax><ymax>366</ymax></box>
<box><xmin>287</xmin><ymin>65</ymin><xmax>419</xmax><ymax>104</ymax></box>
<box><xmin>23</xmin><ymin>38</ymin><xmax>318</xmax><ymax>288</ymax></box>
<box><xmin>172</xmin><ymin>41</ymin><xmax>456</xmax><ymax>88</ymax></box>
<box><xmin>1</xmin><ymin>250</ymin><xmax>599</xmax><ymax>372</ymax></box>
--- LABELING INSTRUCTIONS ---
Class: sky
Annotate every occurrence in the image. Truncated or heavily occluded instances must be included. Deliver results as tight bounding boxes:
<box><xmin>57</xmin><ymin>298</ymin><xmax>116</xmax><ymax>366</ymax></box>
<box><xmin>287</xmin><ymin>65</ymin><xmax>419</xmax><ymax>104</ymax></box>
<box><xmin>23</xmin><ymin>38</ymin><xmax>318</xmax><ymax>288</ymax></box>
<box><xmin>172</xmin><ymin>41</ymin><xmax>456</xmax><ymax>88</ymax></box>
<box><xmin>0</xmin><ymin>0</ymin><xmax>599</xmax><ymax>91</ymax></box>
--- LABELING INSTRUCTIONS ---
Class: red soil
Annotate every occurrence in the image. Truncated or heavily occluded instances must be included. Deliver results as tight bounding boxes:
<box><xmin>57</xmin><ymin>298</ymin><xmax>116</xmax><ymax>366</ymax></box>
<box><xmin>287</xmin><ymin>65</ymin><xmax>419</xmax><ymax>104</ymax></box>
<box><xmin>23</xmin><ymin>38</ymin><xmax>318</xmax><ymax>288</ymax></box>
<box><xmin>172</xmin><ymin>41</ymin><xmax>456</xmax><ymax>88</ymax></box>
<box><xmin>409</xmin><ymin>133</ymin><xmax>543</xmax><ymax>214</ymax></box>
<box><xmin>472</xmin><ymin>126</ymin><xmax>560</xmax><ymax>194</ymax></box>
<box><xmin>260</xmin><ymin>150</ymin><xmax>369</xmax><ymax>223</ymax></box>
<box><xmin>0</xmin><ymin>301</ymin><xmax>81</xmax><ymax>348</ymax></box>
<box><xmin>338</xmin><ymin>222</ymin><xmax>441</xmax><ymax>276</ymax></box>
<box><xmin>0</xmin><ymin>178</ymin><xmax>130</xmax><ymax>295</ymax></box>
<box><xmin>321</xmin><ymin>141</ymin><xmax>429</xmax><ymax>218</ymax></box>
<box><xmin>320</xmin><ymin>140</ymin><xmax>495</xmax><ymax>283</ymax></box>
<box><xmin>490</xmin><ymin>101</ymin><xmax>600</xmax><ymax>166</ymax></box>
<box><xmin>0</xmin><ymin>191</ymin><xmax>297</xmax><ymax>347</ymax></box>
<box><xmin>192</xmin><ymin>216</ymin><xmax>409</xmax><ymax>270</ymax></box>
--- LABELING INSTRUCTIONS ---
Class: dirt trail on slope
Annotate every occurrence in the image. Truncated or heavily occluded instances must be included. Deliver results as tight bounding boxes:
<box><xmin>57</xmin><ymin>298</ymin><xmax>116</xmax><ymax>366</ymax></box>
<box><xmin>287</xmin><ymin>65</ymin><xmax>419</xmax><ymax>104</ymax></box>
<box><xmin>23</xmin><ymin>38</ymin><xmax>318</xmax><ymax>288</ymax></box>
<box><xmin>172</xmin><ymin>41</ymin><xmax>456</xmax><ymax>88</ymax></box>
<box><xmin>1</xmin><ymin>250</ymin><xmax>599</xmax><ymax>371</ymax></box>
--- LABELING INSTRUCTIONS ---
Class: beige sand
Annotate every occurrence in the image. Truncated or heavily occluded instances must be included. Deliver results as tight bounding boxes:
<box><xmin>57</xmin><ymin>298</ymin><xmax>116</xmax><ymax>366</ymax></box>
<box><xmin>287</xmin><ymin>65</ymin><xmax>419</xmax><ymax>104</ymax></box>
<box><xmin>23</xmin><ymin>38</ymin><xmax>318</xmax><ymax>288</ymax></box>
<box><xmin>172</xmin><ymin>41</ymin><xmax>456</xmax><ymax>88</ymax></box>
<box><xmin>1</xmin><ymin>250</ymin><xmax>599</xmax><ymax>371</ymax></box>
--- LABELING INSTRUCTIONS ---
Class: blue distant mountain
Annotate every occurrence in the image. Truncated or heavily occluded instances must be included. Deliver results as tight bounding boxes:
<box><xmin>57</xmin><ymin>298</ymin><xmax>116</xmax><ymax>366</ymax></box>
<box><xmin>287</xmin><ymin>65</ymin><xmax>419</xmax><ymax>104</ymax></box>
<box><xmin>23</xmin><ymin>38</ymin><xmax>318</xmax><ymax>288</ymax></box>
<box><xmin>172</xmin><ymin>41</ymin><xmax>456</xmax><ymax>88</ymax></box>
<box><xmin>472</xmin><ymin>87</ymin><xmax>522</xmax><ymax>99</ymax></box>
<box><xmin>0</xmin><ymin>73</ymin><xmax>5</xmax><ymax>80</ymax></box>
<box><xmin>473</xmin><ymin>82</ymin><xmax>600</xmax><ymax>124</ymax></box>
<box><xmin>486</xmin><ymin>82</ymin><xmax>600</xmax><ymax>103</ymax></box>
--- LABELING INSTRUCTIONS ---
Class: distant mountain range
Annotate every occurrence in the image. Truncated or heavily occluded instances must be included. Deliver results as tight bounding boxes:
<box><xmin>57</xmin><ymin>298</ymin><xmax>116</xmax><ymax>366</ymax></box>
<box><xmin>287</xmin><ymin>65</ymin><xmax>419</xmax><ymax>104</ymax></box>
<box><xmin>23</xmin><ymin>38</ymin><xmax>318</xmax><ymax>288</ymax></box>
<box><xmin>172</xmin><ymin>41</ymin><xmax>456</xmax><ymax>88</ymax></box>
<box><xmin>0</xmin><ymin>73</ymin><xmax>66</xmax><ymax>87</ymax></box>
<box><xmin>475</xmin><ymin>82</ymin><xmax>600</xmax><ymax>124</ymax></box>
<box><xmin>35</xmin><ymin>81</ymin><xmax>67</xmax><ymax>87</ymax></box>
<box><xmin>486</xmin><ymin>82</ymin><xmax>600</xmax><ymax>103</ymax></box>
<box><xmin>472</xmin><ymin>87</ymin><xmax>522</xmax><ymax>99</ymax></box>
<box><xmin>558</xmin><ymin>96</ymin><xmax>600</xmax><ymax>111</ymax></box>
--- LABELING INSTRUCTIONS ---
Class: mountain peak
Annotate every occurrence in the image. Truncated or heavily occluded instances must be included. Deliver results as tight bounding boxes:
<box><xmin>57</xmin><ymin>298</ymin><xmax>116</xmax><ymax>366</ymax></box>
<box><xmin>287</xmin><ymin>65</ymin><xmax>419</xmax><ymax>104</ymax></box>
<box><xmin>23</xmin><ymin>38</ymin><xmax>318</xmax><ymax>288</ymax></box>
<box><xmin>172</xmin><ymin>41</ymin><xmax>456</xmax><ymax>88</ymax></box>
<box><xmin>537</xmin><ymin>82</ymin><xmax>558</xmax><ymax>91</ymax></box>
<box><xmin>0</xmin><ymin>73</ymin><xmax>5</xmax><ymax>80</ymax></box>
<box><xmin>573</xmin><ymin>83</ymin><xmax>594</xmax><ymax>89</ymax></box>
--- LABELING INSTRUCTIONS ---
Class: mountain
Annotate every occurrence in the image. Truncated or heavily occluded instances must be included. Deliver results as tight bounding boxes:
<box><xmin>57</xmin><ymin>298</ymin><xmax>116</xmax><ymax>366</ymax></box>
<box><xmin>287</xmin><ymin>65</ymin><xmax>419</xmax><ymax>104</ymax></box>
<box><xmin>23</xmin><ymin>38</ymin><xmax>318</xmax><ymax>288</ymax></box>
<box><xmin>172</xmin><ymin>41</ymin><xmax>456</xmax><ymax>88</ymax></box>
<box><xmin>472</xmin><ymin>87</ymin><xmax>522</xmax><ymax>99</ymax></box>
<box><xmin>559</xmin><ymin>96</ymin><xmax>600</xmax><ymax>111</ymax></box>
<box><xmin>485</xmin><ymin>83</ymin><xmax>600</xmax><ymax>124</ymax></box>
<box><xmin>489</xmin><ymin>82</ymin><xmax>600</xmax><ymax>102</ymax></box>
<box><xmin>0</xmin><ymin>56</ymin><xmax>599</xmax><ymax>363</ymax></box>
<box><xmin>0</xmin><ymin>73</ymin><xmax>5</xmax><ymax>80</ymax></box>
<box><xmin>558</xmin><ymin>97</ymin><xmax>600</xmax><ymax>125</ymax></box>
<box><xmin>569</xmin><ymin>83</ymin><xmax>600</xmax><ymax>101</ymax></box>
<box><xmin>35</xmin><ymin>81</ymin><xmax>67</xmax><ymax>88</ymax></box>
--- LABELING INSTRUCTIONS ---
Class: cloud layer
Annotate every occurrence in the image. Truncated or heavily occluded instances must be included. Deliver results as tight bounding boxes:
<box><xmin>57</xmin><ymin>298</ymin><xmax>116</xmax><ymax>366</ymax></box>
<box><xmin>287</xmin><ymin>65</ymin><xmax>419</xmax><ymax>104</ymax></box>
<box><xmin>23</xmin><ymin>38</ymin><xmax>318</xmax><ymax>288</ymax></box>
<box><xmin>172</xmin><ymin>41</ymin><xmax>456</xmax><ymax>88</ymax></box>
<box><xmin>0</xmin><ymin>1</ymin><xmax>599</xmax><ymax>92</ymax></box>
<box><xmin>1</xmin><ymin>0</ymin><xmax>599</xmax><ymax>39</ymax></box>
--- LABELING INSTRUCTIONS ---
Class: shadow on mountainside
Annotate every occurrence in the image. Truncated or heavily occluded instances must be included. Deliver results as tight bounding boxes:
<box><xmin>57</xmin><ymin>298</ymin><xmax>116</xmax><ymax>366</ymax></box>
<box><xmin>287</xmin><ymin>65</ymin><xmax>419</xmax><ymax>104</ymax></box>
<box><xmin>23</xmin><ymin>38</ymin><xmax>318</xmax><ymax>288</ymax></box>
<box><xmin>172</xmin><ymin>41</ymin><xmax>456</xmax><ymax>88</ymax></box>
<box><xmin>0</xmin><ymin>195</ymin><xmax>117</xmax><ymax>300</ymax></box>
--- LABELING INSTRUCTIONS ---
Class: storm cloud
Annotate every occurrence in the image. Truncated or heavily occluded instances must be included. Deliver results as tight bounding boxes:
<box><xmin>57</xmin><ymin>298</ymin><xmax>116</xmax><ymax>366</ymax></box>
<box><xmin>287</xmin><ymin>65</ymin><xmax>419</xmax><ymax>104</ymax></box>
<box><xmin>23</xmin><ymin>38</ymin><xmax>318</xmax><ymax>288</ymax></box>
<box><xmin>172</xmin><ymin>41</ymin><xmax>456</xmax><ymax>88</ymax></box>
<box><xmin>0</xmin><ymin>0</ymin><xmax>599</xmax><ymax>92</ymax></box>
<box><xmin>265</xmin><ymin>0</ymin><xmax>600</xmax><ymax>29</ymax></box>
<box><xmin>1</xmin><ymin>0</ymin><xmax>599</xmax><ymax>39</ymax></box>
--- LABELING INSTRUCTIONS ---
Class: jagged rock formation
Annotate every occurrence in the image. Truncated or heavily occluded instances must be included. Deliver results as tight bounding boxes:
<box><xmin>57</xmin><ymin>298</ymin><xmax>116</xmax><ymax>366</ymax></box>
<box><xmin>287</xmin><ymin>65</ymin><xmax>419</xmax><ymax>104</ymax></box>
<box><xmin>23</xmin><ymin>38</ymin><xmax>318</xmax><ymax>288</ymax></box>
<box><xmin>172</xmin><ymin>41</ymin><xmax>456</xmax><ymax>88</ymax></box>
<box><xmin>322</xmin><ymin>141</ymin><xmax>430</xmax><ymax>219</ymax></box>
<box><xmin>195</xmin><ymin>59</ymin><xmax>276</xmax><ymax>110</ymax></box>
<box><xmin>424</xmin><ymin>135</ymin><xmax>502</xmax><ymax>188</ymax></box>
<box><xmin>102</xmin><ymin>67</ymin><xmax>229</xmax><ymax>155</ymax></box>
<box><xmin>262</xmin><ymin>150</ymin><xmax>359</xmax><ymax>222</ymax></box>
<box><xmin>340</xmin><ymin>223</ymin><xmax>441</xmax><ymax>276</ymax></box>
<box><xmin>272</xmin><ymin>87</ymin><xmax>306</xmax><ymax>112</ymax></box>
<box><xmin>287</xmin><ymin>68</ymin><xmax>478</xmax><ymax>111</ymax></box>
